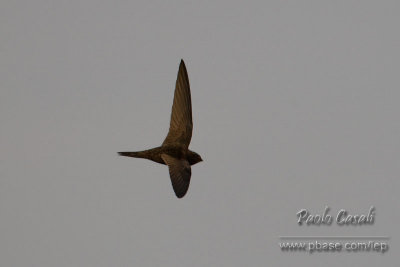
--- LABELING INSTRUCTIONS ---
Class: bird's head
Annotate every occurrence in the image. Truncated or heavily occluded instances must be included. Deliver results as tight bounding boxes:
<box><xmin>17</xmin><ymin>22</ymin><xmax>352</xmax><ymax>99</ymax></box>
<box><xmin>188</xmin><ymin>151</ymin><xmax>203</xmax><ymax>165</ymax></box>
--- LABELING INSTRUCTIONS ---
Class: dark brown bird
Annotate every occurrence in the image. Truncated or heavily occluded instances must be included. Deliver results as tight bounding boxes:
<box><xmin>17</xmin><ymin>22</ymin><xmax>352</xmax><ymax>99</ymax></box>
<box><xmin>118</xmin><ymin>60</ymin><xmax>203</xmax><ymax>198</ymax></box>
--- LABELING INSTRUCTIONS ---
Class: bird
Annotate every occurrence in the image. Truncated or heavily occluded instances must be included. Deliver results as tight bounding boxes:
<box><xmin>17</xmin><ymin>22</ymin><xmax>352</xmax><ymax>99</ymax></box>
<box><xmin>118</xmin><ymin>59</ymin><xmax>203</xmax><ymax>198</ymax></box>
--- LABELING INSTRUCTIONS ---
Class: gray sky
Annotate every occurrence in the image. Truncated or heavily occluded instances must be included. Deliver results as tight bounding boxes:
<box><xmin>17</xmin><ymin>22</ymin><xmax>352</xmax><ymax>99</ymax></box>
<box><xmin>1</xmin><ymin>1</ymin><xmax>399</xmax><ymax>266</ymax></box>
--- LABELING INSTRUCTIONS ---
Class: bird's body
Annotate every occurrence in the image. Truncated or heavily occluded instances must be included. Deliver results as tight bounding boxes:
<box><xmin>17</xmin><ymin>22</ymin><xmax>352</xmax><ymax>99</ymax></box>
<box><xmin>119</xmin><ymin>60</ymin><xmax>202</xmax><ymax>198</ymax></box>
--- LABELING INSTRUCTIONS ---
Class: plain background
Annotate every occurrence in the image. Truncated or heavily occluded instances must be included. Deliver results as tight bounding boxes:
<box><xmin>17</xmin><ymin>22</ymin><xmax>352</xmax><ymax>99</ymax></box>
<box><xmin>1</xmin><ymin>1</ymin><xmax>398</xmax><ymax>266</ymax></box>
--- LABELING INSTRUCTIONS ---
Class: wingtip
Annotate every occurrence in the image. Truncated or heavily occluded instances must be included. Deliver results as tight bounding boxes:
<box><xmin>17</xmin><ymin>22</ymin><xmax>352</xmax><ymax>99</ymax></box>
<box><xmin>175</xmin><ymin>192</ymin><xmax>186</xmax><ymax>199</ymax></box>
<box><xmin>179</xmin><ymin>59</ymin><xmax>187</xmax><ymax>73</ymax></box>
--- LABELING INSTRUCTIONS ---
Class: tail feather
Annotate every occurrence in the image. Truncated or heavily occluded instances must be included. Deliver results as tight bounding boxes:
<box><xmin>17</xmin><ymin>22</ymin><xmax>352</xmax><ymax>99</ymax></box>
<box><xmin>118</xmin><ymin>147</ymin><xmax>164</xmax><ymax>164</ymax></box>
<box><xmin>118</xmin><ymin>152</ymin><xmax>142</xmax><ymax>158</ymax></box>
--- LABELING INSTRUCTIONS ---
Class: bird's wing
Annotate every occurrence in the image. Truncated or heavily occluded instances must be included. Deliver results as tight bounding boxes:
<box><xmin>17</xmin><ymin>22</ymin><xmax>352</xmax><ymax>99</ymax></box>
<box><xmin>161</xmin><ymin>154</ymin><xmax>191</xmax><ymax>198</ymax></box>
<box><xmin>162</xmin><ymin>60</ymin><xmax>193</xmax><ymax>148</ymax></box>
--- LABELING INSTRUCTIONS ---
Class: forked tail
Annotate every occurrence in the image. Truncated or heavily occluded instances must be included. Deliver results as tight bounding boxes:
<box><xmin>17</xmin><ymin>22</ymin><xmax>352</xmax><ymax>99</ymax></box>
<box><xmin>118</xmin><ymin>147</ymin><xmax>164</xmax><ymax>164</ymax></box>
<box><xmin>118</xmin><ymin>151</ymin><xmax>143</xmax><ymax>158</ymax></box>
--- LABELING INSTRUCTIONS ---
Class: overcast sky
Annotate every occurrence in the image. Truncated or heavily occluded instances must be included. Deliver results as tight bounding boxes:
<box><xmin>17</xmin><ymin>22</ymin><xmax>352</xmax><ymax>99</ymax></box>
<box><xmin>1</xmin><ymin>1</ymin><xmax>399</xmax><ymax>266</ymax></box>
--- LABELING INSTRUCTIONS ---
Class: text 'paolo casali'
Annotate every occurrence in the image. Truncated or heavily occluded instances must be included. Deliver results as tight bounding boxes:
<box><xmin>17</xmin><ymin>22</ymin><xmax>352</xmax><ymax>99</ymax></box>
<box><xmin>297</xmin><ymin>206</ymin><xmax>375</xmax><ymax>226</ymax></box>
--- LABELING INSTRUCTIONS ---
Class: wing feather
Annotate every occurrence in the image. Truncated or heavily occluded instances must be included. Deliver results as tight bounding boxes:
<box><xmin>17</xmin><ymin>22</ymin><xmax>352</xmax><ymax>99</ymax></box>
<box><xmin>161</xmin><ymin>154</ymin><xmax>191</xmax><ymax>198</ymax></box>
<box><xmin>163</xmin><ymin>60</ymin><xmax>193</xmax><ymax>147</ymax></box>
